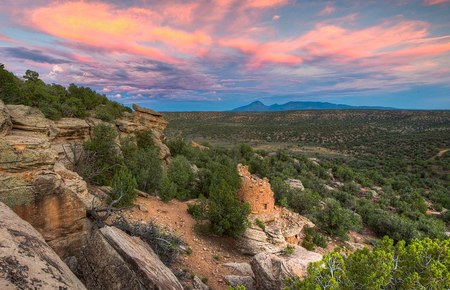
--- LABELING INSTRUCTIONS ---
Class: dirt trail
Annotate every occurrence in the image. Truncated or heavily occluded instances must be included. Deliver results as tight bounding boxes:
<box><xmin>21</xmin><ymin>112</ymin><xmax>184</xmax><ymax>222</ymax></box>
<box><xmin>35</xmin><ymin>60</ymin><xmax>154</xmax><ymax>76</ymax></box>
<box><xmin>116</xmin><ymin>196</ymin><xmax>251</xmax><ymax>290</ymax></box>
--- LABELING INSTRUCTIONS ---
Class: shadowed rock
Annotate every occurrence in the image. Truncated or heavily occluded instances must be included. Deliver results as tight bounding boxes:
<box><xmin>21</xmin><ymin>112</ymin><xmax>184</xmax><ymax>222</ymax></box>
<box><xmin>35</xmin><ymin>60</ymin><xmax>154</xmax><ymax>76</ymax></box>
<box><xmin>0</xmin><ymin>202</ymin><xmax>86</xmax><ymax>290</ymax></box>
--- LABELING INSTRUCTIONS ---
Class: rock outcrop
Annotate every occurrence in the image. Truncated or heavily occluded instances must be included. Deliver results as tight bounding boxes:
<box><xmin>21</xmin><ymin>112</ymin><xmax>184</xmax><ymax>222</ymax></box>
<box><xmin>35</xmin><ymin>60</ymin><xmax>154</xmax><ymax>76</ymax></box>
<box><xmin>7</xmin><ymin>104</ymin><xmax>59</xmax><ymax>136</ymax></box>
<box><xmin>76</xmin><ymin>226</ymin><xmax>183</xmax><ymax>290</ymax></box>
<box><xmin>0</xmin><ymin>202</ymin><xmax>86</xmax><ymax>290</ymax></box>
<box><xmin>282</xmin><ymin>246</ymin><xmax>322</xmax><ymax>277</ymax></box>
<box><xmin>286</xmin><ymin>179</ymin><xmax>304</xmax><ymax>191</ymax></box>
<box><xmin>132</xmin><ymin>104</ymin><xmax>168</xmax><ymax>132</ymax></box>
<box><xmin>0</xmin><ymin>110</ymin><xmax>90</xmax><ymax>259</ymax></box>
<box><xmin>0</xmin><ymin>102</ymin><xmax>171</xmax><ymax>261</ymax></box>
<box><xmin>0</xmin><ymin>100</ymin><xmax>12</xmax><ymax>136</ymax></box>
<box><xmin>225</xmin><ymin>247</ymin><xmax>322</xmax><ymax>290</ymax></box>
<box><xmin>251</xmin><ymin>252</ymin><xmax>292</xmax><ymax>290</ymax></box>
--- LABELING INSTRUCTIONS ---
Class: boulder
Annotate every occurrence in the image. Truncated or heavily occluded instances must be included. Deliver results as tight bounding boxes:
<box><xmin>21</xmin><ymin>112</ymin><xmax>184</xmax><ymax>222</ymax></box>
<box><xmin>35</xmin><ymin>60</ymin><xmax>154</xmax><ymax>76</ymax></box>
<box><xmin>6</xmin><ymin>104</ymin><xmax>58</xmax><ymax>137</ymax></box>
<box><xmin>250</xmin><ymin>252</ymin><xmax>292</xmax><ymax>290</ymax></box>
<box><xmin>77</xmin><ymin>226</ymin><xmax>183</xmax><ymax>290</ymax></box>
<box><xmin>0</xmin><ymin>202</ymin><xmax>86</xmax><ymax>290</ymax></box>
<box><xmin>224</xmin><ymin>275</ymin><xmax>256</xmax><ymax>290</ymax></box>
<box><xmin>286</xmin><ymin>179</ymin><xmax>304</xmax><ymax>191</ymax></box>
<box><xmin>223</xmin><ymin>262</ymin><xmax>254</xmax><ymax>277</ymax></box>
<box><xmin>193</xmin><ymin>276</ymin><xmax>209</xmax><ymax>290</ymax></box>
<box><xmin>0</xmin><ymin>100</ymin><xmax>12</xmax><ymax>136</ymax></box>
<box><xmin>132</xmin><ymin>104</ymin><xmax>168</xmax><ymax>132</ymax></box>
<box><xmin>283</xmin><ymin>246</ymin><xmax>322</xmax><ymax>277</ymax></box>
<box><xmin>238</xmin><ymin>226</ymin><xmax>284</xmax><ymax>255</ymax></box>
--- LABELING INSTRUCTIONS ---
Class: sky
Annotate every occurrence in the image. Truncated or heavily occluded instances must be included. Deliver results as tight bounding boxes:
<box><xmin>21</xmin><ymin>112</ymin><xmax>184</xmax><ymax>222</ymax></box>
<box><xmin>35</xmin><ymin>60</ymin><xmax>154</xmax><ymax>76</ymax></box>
<box><xmin>1</xmin><ymin>0</ymin><xmax>450</xmax><ymax>111</ymax></box>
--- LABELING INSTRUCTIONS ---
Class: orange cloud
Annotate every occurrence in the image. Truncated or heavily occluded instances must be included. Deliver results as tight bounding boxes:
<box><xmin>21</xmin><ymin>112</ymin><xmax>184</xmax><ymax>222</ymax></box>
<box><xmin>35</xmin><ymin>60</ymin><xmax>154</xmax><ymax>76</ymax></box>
<box><xmin>245</xmin><ymin>0</ymin><xmax>289</xmax><ymax>8</ymax></box>
<box><xmin>27</xmin><ymin>2</ymin><xmax>214</xmax><ymax>63</ymax></box>
<box><xmin>423</xmin><ymin>0</ymin><xmax>450</xmax><ymax>5</ymax></box>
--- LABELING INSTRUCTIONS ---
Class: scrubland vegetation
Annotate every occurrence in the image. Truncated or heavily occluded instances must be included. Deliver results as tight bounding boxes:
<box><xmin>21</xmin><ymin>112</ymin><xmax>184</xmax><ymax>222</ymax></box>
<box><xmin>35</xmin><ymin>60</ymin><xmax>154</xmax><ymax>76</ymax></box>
<box><xmin>0</xmin><ymin>64</ymin><xmax>130</xmax><ymax>121</ymax></box>
<box><xmin>166</xmin><ymin>111</ymin><xmax>449</xmax><ymax>241</ymax></box>
<box><xmin>2</xmin><ymin>64</ymin><xmax>449</xmax><ymax>288</ymax></box>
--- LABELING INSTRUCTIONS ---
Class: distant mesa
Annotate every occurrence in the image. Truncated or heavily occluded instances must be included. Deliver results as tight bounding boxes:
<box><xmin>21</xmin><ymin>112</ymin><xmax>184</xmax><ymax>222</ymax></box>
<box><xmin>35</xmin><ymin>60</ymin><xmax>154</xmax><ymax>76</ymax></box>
<box><xmin>231</xmin><ymin>100</ymin><xmax>397</xmax><ymax>112</ymax></box>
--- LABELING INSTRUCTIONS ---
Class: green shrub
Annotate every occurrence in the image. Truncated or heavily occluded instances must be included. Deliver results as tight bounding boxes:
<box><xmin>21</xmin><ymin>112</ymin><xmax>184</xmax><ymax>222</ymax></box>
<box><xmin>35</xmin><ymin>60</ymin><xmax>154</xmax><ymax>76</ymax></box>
<box><xmin>187</xmin><ymin>195</ymin><xmax>208</xmax><ymax>220</ymax></box>
<box><xmin>124</xmin><ymin>145</ymin><xmax>162</xmax><ymax>194</ymax></box>
<box><xmin>135</xmin><ymin>130</ymin><xmax>156</xmax><ymax>149</ymax></box>
<box><xmin>159</xmin><ymin>175</ymin><xmax>177</xmax><ymax>202</ymax></box>
<box><xmin>167</xmin><ymin>155</ymin><xmax>193</xmax><ymax>200</ymax></box>
<box><xmin>302</xmin><ymin>227</ymin><xmax>327</xmax><ymax>250</ymax></box>
<box><xmin>82</xmin><ymin>124</ymin><xmax>122</xmax><ymax>185</ymax></box>
<box><xmin>315</xmin><ymin>198</ymin><xmax>362</xmax><ymax>240</ymax></box>
<box><xmin>228</xmin><ymin>286</ymin><xmax>246</xmax><ymax>290</ymax></box>
<box><xmin>281</xmin><ymin>245</ymin><xmax>295</xmax><ymax>256</ymax></box>
<box><xmin>255</xmin><ymin>218</ymin><xmax>265</xmax><ymax>231</ymax></box>
<box><xmin>95</xmin><ymin>106</ymin><xmax>115</xmax><ymax>122</ymax></box>
<box><xmin>208</xmin><ymin>180</ymin><xmax>251</xmax><ymax>236</ymax></box>
<box><xmin>286</xmin><ymin>237</ymin><xmax>450</xmax><ymax>290</ymax></box>
<box><xmin>109</xmin><ymin>167</ymin><xmax>137</xmax><ymax>208</ymax></box>
<box><xmin>288</xmin><ymin>189</ymin><xmax>321</xmax><ymax>215</ymax></box>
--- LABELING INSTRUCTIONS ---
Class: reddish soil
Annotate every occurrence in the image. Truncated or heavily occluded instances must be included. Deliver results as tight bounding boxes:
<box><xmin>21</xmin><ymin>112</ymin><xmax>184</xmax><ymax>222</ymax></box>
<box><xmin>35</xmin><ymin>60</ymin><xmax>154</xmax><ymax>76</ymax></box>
<box><xmin>114</xmin><ymin>196</ymin><xmax>251</xmax><ymax>290</ymax></box>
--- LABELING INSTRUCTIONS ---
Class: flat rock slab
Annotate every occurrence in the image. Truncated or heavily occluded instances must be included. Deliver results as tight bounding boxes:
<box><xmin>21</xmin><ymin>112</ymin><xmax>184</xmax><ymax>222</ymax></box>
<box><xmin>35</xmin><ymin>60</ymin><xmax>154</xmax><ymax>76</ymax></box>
<box><xmin>100</xmin><ymin>226</ymin><xmax>183</xmax><ymax>290</ymax></box>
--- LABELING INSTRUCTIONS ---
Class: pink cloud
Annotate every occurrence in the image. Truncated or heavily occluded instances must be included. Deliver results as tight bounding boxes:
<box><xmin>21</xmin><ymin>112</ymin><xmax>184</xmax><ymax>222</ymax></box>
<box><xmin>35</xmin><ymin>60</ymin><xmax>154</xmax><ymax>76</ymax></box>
<box><xmin>318</xmin><ymin>4</ymin><xmax>336</xmax><ymax>16</ymax></box>
<box><xmin>26</xmin><ymin>2</ymin><xmax>216</xmax><ymax>63</ymax></box>
<box><xmin>245</xmin><ymin>0</ymin><xmax>288</xmax><ymax>9</ymax></box>
<box><xmin>0</xmin><ymin>33</ymin><xmax>12</xmax><ymax>42</ymax></box>
<box><xmin>423</xmin><ymin>0</ymin><xmax>450</xmax><ymax>5</ymax></box>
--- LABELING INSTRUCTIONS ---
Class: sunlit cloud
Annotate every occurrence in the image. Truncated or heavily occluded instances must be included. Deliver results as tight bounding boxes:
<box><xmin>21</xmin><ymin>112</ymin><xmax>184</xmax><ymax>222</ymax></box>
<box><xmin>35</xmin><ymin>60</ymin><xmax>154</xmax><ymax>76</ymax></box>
<box><xmin>423</xmin><ymin>0</ymin><xmax>450</xmax><ymax>5</ymax></box>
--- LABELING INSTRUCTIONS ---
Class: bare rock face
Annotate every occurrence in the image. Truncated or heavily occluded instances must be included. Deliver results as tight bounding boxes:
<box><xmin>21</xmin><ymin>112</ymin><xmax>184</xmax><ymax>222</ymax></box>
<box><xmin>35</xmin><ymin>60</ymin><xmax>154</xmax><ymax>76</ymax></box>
<box><xmin>224</xmin><ymin>275</ymin><xmax>256</xmax><ymax>290</ymax></box>
<box><xmin>225</xmin><ymin>247</ymin><xmax>321</xmax><ymax>290</ymax></box>
<box><xmin>282</xmin><ymin>246</ymin><xmax>322</xmax><ymax>277</ymax></box>
<box><xmin>54</xmin><ymin>118</ymin><xmax>91</xmax><ymax>142</ymax></box>
<box><xmin>250</xmin><ymin>252</ymin><xmax>292</xmax><ymax>290</ymax></box>
<box><xmin>77</xmin><ymin>226</ymin><xmax>183</xmax><ymax>290</ymax></box>
<box><xmin>193</xmin><ymin>276</ymin><xmax>210</xmax><ymax>290</ymax></box>
<box><xmin>224</xmin><ymin>262</ymin><xmax>255</xmax><ymax>277</ymax></box>
<box><xmin>0</xmin><ymin>117</ymin><xmax>89</xmax><ymax>259</ymax></box>
<box><xmin>238</xmin><ymin>208</ymin><xmax>315</xmax><ymax>255</ymax></box>
<box><xmin>0</xmin><ymin>100</ymin><xmax>12</xmax><ymax>136</ymax></box>
<box><xmin>132</xmin><ymin>104</ymin><xmax>168</xmax><ymax>132</ymax></box>
<box><xmin>239</xmin><ymin>225</ymin><xmax>286</xmax><ymax>255</ymax></box>
<box><xmin>0</xmin><ymin>202</ymin><xmax>86</xmax><ymax>290</ymax></box>
<box><xmin>6</xmin><ymin>104</ymin><xmax>59</xmax><ymax>137</ymax></box>
<box><xmin>286</xmin><ymin>179</ymin><xmax>304</xmax><ymax>191</ymax></box>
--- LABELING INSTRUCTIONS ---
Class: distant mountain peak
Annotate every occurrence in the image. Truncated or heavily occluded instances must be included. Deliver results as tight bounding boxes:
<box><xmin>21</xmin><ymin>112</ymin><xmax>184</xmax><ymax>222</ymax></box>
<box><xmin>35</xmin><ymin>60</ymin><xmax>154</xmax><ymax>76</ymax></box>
<box><xmin>231</xmin><ymin>101</ymin><xmax>396</xmax><ymax>112</ymax></box>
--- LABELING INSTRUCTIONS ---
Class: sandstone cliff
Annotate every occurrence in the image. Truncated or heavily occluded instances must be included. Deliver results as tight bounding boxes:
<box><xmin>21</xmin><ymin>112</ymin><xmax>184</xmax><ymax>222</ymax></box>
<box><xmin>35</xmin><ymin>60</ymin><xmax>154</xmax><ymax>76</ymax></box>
<box><xmin>0</xmin><ymin>99</ymin><xmax>171</xmax><ymax>261</ymax></box>
<box><xmin>0</xmin><ymin>202</ymin><xmax>86</xmax><ymax>290</ymax></box>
